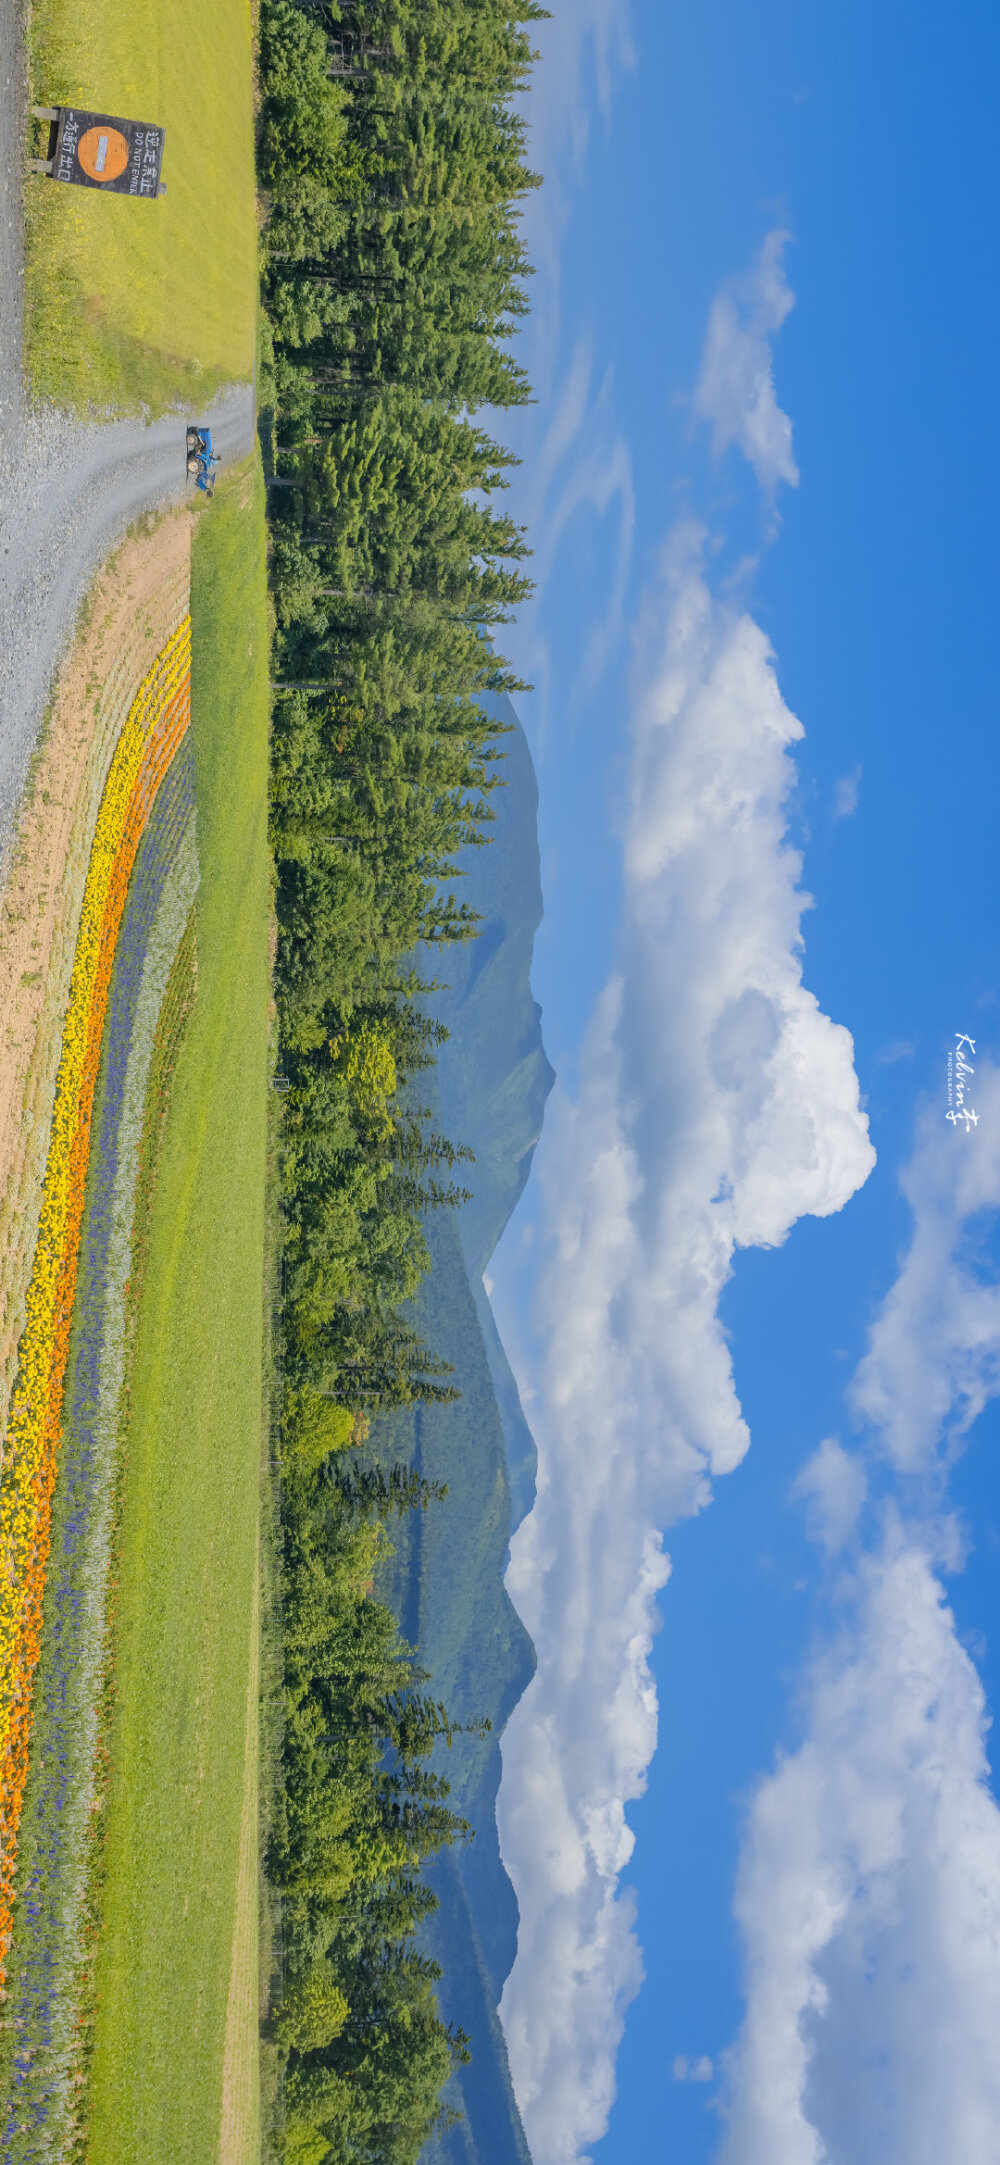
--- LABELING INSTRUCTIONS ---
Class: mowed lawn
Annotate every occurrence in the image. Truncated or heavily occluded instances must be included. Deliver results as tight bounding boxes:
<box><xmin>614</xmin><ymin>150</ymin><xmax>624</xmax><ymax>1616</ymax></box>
<box><xmin>25</xmin><ymin>0</ymin><xmax>256</xmax><ymax>410</ymax></box>
<box><xmin>86</xmin><ymin>467</ymin><xmax>270</xmax><ymax>2164</ymax></box>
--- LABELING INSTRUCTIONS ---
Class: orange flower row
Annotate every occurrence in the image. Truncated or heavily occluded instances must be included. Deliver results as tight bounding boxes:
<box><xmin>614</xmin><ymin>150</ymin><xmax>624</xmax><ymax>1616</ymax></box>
<box><xmin>0</xmin><ymin>622</ymin><xmax>192</xmax><ymax>1976</ymax></box>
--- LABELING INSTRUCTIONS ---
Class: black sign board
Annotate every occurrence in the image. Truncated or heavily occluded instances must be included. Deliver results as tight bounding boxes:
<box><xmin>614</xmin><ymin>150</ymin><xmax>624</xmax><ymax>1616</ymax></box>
<box><xmin>45</xmin><ymin>108</ymin><xmax>165</xmax><ymax>198</ymax></box>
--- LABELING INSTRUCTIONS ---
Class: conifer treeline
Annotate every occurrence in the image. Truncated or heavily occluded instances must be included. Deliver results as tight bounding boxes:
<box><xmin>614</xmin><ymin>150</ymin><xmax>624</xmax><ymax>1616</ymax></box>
<box><xmin>259</xmin><ymin>3</ymin><xmax>541</xmax><ymax>2157</ymax></box>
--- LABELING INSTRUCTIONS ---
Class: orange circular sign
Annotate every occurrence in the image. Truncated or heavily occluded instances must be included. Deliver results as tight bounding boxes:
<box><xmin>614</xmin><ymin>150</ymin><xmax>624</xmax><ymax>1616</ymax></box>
<box><xmin>77</xmin><ymin>125</ymin><xmax>130</xmax><ymax>183</ymax></box>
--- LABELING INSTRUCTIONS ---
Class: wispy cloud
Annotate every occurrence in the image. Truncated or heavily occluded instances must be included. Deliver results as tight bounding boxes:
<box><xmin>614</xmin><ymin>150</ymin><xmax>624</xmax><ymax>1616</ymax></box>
<box><xmin>498</xmin><ymin>517</ymin><xmax>874</xmax><ymax>2161</ymax></box>
<box><xmin>674</xmin><ymin>2054</ymin><xmax>715</xmax><ymax>2084</ymax></box>
<box><xmin>874</xmin><ymin>1038</ymin><xmax>915</xmax><ymax>1069</ymax></box>
<box><xmin>695</xmin><ymin>231</ymin><xmax>800</xmax><ymax>494</ymax></box>
<box><xmin>522</xmin><ymin>0</ymin><xmax>635</xmax><ymax>275</ymax></box>
<box><xmin>515</xmin><ymin>347</ymin><xmax>636</xmax><ymax>731</ymax></box>
<box><xmin>498</xmin><ymin>9</ymin><xmax>637</xmax><ymax>744</ymax></box>
<box><xmin>721</xmin><ymin>1065</ymin><xmax>1000</xmax><ymax>2165</ymax></box>
<box><xmin>833</xmin><ymin>765</ymin><xmax>861</xmax><ymax>820</ymax></box>
<box><xmin>516</xmin><ymin>0</ymin><xmax>635</xmax><ymax>417</ymax></box>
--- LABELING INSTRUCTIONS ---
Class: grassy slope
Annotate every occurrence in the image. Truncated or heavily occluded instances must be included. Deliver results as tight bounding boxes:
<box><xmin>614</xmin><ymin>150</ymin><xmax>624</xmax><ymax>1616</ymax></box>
<box><xmin>86</xmin><ymin>466</ymin><xmax>270</xmax><ymax>2163</ymax></box>
<box><xmin>25</xmin><ymin>0</ymin><xmax>256</xmax><ymax>411</ymax></box>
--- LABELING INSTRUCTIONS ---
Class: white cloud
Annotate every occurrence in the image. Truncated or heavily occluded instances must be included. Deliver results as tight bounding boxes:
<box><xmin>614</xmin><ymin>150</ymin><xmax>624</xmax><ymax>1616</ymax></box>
<box><xmin>721</xmin><ymin>1538</ymin><xmax>1000</xmax><ymax>2165</ymax></box>
<box><xmin>833</xmin><ymin>765</ymin><xmax>861</xmax><ymax>820</ymax></box>
<box><xmin>721</xmin><ymin>1068</ymin><xmax>1000</xmax><ymax>2164</ymax></box>
<box><xmin>695</xmin><ymin>231</ymin><xmax>800</xmax><ymax>493</ymax></box>
<box><xmin>674</xmin><ymin>2054</ymin><xmax>714</xmax><ymax>2083</ymax></box>
<box><xmin>851</xmin><ymin>1064</ymin><xmax>1000</xmax><ymax>1476</ymax></box>
<box><xmin>498</xmin><ymin>530</ymin><xmax>874</xmax><ymax>2164</ymax></box>
<box><xmin>792</xmin><ymin>1437</ymin><xmax>867</xmax><ymax>1555</ymax></box>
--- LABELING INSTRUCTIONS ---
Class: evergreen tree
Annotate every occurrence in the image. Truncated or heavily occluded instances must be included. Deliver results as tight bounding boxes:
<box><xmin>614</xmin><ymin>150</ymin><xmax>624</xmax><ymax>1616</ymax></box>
<box><xmin>259</xmin><ymin>1</ymin><xmax>540</xmax><ymax>2153</ymax></box>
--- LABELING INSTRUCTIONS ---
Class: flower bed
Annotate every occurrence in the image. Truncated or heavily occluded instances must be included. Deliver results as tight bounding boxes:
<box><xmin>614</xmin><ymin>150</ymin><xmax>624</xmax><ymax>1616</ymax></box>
<box><xmin>1</xmin><ymin>755</ymin><xmax>198</xmax><ymax>2159</ymax></box>
<box><xmin>0</xmin><ymin>618</ymin><xmax>192</xmax><ymax>1980</ymax></box>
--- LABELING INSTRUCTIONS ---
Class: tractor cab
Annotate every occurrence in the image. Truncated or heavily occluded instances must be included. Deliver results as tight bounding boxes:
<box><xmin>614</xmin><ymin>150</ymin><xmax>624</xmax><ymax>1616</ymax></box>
<box><xmin>186</xmin><ymin>424</ymin><xmax>220</xmax><ymax>496</ymax></box>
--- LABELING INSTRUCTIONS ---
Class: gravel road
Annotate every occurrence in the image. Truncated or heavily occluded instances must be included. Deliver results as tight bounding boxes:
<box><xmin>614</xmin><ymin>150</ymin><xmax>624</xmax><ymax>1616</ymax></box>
<box><xmin>0</xmin><ymin>0</ymin><xmax>255</xmax><ymax>856</ymax></box>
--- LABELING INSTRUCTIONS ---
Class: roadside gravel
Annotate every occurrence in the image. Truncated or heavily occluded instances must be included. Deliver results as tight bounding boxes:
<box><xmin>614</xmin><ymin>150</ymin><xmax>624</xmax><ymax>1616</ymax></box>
<box><xmin>0</xmin><ymin>0</ymin><xmax>255</xmax><ymax>859</ymax></box>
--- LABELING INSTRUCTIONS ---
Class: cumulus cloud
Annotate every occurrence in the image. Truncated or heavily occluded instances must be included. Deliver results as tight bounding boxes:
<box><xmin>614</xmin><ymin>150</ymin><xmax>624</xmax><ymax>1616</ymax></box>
<box><xmin>498</xmin><ymin>530</ymin><xmax>874</xmax><ymax>2163</ymax></box>
<box><xmin>792</xmin><ymin>1437</ymin><xmax>867</xmax><ymax>1555</ymax></box>
<box><xmin>695</xmin><ymin>231</ymin><xmax>800</xmax><ymax>493</ymax></box>
<box><xmin>722</xmin><ymin>1539</ymin><xmax>1000</xmax><ymax>2165</ymax></box>
<box><xmin>852</xmin><ymin>1062</ymin><xmax>1000</xmax><ymax>1476</ymax></box>
<box><xmin>721</xmin><ymin>1070</ymin><xmax>1000</xmax><ymax>2164</ymax></box>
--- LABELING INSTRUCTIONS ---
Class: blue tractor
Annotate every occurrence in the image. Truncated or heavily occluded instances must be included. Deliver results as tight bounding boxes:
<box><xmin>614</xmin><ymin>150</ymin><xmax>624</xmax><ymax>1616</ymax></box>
<box><xmin>186</xmin><ymin>424</ymin><xmax>219</xmax><ymax>496</ymax></box>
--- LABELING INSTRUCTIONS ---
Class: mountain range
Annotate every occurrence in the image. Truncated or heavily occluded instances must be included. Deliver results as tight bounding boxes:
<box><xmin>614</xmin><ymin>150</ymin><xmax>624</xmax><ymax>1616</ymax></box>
<box><xmin>369</xmin><ymin>694</ymin><xmax>552</xmax><ymax>2165</ymax></box>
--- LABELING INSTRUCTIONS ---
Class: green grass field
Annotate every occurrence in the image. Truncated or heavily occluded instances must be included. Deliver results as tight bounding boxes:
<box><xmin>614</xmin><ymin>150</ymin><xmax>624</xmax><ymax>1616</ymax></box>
<box><xmin>86</xmin><ymin>466</ymin><xmax>271</xmax><ymax>2163</ymax></box>
<box><xmin>25</xmin><ymin>0</ymin><xmax>257</xmax><ymax>411</ymax></box>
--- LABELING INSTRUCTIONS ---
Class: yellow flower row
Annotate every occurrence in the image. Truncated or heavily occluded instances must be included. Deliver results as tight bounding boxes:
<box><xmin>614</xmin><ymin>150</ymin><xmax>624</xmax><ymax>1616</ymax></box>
<box><xmin>0</xmin><ymin>616</ymin><xmax>192</xmax><ymax>1970</ymax></box>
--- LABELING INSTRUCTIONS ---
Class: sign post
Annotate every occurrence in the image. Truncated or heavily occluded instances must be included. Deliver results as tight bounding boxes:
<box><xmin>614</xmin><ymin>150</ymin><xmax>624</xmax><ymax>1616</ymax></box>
<box><xmin>29</xmin><ymin>107</ymin><xmax>166</xmax><ymax>198</ymax></box>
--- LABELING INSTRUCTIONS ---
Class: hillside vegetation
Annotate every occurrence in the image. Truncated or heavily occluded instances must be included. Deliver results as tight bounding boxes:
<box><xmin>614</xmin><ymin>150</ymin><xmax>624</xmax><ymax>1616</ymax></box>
<box><xmin>258</xmin><ymin>3</ymin><xmax>543</xmax><ymax>2159</ymax></box>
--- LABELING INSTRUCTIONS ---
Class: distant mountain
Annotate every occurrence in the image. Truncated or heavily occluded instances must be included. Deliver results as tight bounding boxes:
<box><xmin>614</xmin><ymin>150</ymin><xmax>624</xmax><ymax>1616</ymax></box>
<box><xmin>432</xmin><ymin>697</ymin><xmax>553</xmax><ymax>1282</ymax></box>
<box><xmin>368</xmin><ymin>695</ymin><xmax>552</xmax><ymax>2165</ymax></box>
<box><xmin>432</xmin><ymin>693</ymin><xmax>553</xmax><ymax>1543</ymax></box>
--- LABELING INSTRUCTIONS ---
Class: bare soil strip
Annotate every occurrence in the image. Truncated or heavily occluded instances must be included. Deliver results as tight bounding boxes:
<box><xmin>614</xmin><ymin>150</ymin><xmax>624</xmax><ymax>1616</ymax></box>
<box><xmin>0</xmin><ymin>508</ymin><xmax>191</xmax><ymax>1448</ymax></box>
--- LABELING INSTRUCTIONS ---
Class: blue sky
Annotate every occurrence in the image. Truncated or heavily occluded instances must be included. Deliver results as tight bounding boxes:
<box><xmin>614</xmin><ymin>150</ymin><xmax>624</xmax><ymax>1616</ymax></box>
<box><xmin>483</xmin><ymin>3</ymin><xmax>1000</xmax><ymax>2161</ymax></box>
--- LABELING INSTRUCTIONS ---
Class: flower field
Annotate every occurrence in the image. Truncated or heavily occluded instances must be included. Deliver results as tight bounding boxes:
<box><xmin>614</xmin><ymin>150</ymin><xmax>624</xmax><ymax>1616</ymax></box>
<box><xmin>0</xmin><ymin>520</ymin><xmax>191</xmax><ymax>1453</ymax></box>
<box><xmin>0</xmin><ymin>616</ymin><xmax>198</xmax><ymax>2156</ymax></box>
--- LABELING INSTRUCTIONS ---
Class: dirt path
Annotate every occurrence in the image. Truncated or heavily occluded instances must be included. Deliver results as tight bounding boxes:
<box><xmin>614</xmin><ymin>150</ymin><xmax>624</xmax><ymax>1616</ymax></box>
<box><xmin>219</xmin><ymin>1548</ymin><xmax>261</xmax><ymax>2165</ymax></box>
<box><xmin>0</xmin><ymin>0</ymin><xmax>253</xmax><ymax>865</ymax></box>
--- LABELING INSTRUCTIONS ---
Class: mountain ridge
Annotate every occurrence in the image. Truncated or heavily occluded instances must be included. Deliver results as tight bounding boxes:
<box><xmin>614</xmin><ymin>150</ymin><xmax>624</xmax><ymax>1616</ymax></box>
<box><xmin>368</xmin><ymin>694</ymin><xmax>550</xmax><ymax>2165</ymax></box>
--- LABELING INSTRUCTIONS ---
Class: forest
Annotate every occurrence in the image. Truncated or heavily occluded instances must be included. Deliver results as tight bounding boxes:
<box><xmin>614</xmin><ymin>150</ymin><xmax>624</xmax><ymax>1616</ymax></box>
<box><xmin>258</xmin><ymin>2</ymin><xmax>542</xmax><ymax>2157</ymax></box>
